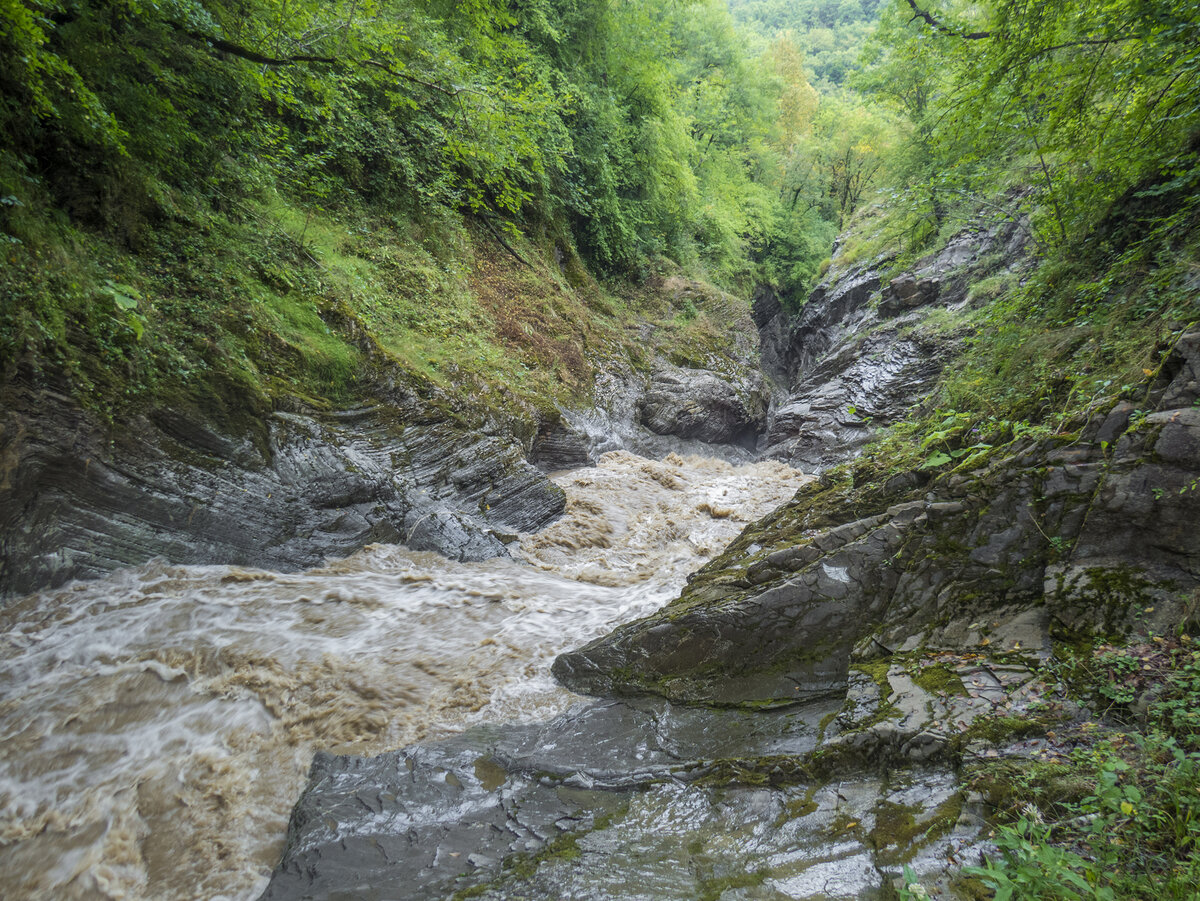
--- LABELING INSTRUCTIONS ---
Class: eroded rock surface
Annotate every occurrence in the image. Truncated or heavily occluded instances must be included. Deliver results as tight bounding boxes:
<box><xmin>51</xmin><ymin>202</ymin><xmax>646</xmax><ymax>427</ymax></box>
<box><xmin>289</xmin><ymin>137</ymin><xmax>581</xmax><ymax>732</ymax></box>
<box><xmin>260</xmin><ymin>692</ymin><xmax>1000</xmax><ymax>901</ymax></box>
<box><xmin>637</xmin><ymin>361</ymin><xmax>766</xmax><ymax>448</ymax></box>
<box><xmin>0</xmin><ymin>387</ymin><xmax>565</xmax><ymax>597</ymax></box>
<box><xmin>554</xmin><ymin>331</ymin><xmax>1200</xmax><ymax>707</ymax></box>
<box><xmin>758</xmin><ymin>220</ymin><xmax>1030</xmax><ymax>471</ymax></box>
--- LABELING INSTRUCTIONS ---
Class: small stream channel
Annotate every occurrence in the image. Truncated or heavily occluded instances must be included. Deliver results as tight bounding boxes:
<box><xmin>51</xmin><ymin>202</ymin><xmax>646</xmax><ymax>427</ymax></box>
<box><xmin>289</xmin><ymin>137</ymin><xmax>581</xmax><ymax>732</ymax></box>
<box><xmin>0</xmin><ymin>450</ymin><xmax>812</xmax><ymax>901</ymax></box>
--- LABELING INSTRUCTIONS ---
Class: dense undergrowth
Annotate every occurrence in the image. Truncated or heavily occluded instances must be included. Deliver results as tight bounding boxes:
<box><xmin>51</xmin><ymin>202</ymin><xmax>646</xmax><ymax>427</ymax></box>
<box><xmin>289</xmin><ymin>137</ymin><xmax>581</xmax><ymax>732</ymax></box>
<box><xmin>0</xmin><ymin>0</ymin><xmax>847</xmax><ymax>427</ymax></box>
<box><xmin>936</xmin><ymin>637</ymin><xmax>1200</xmax><ymax>900</ymax></box>
<box><xmin>835</xmin><ymin>0</ymin><xmax>1200</xmax><ymax>485</ymax></box>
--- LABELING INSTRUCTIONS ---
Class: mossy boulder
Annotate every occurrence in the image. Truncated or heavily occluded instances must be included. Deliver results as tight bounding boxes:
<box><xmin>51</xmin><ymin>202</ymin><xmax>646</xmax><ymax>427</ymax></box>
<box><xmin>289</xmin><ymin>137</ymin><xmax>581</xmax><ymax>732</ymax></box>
<box><xmin>554</xmin><ymin>331</ymin><xmax>1200</xmax><ymax>707</ymax></box>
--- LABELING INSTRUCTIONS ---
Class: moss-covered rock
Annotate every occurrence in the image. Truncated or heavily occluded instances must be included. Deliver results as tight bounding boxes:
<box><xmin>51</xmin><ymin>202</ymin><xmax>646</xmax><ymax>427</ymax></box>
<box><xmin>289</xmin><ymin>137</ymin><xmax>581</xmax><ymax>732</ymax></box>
<box><xmin>554</xmin><ymin>331</ymin><xmax>1200</xmax><ymax>710</ymax></box>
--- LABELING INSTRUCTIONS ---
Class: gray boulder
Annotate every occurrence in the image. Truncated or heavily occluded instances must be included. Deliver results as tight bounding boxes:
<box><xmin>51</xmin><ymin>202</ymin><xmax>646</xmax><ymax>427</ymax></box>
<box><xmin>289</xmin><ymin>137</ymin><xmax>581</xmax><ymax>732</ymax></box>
<box><xmin>636</xmin><ymin>362</ymin><xmax>767</xmax><ymax>448</ymax></box>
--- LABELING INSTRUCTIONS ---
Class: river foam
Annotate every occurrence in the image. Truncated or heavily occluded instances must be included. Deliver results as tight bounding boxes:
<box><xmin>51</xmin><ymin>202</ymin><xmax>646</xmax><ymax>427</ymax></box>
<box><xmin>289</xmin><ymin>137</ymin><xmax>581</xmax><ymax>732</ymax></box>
<box><xmin>0</xmin><ymin>450</ymin><xmax>807</xmax><ymax>900</ymax></box>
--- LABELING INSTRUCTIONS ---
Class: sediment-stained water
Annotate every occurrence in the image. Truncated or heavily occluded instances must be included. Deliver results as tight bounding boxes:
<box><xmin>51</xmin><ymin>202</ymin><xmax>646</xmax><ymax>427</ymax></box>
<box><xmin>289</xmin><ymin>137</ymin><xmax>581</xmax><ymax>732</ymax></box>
<box><xmin>0</xmin><ymin>451</ymin><xmax>808</xmax><ymax>901</ymax></box>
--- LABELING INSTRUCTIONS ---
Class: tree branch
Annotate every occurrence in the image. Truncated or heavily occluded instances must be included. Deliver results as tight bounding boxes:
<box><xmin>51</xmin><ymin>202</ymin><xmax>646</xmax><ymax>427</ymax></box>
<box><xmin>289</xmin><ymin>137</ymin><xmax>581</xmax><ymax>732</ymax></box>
<box><xmin>478</xmin><ymin>214</ymin><xmax>533</xmax><ymax>268</ymax></box>
<box><xmin>172</xmin><ymin>24</ymin><xmax>465</xmax><ymax>97</ymax></box>
<box><xmin>904</xmin><ymin>0</ymin><xmax>991</xmax><ymax>40</ymax></box>
<box><xmin>360</xmin><ymin>59</ymin><xmax>465</xmax><ymax>97</ymax></box>
<box><xmin>177</xmin><ymin>26</ymin><xmax>339</xmax><ymax>66</ymax></box>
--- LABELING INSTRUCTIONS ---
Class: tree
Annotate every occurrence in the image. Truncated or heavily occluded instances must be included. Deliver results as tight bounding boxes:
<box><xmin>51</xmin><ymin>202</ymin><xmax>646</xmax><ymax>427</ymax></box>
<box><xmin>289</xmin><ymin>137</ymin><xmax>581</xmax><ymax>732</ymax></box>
<box><xmin>857</xmin><ymin>0</ymin><xmax>1200</xmax><ymax>250</ymax></box>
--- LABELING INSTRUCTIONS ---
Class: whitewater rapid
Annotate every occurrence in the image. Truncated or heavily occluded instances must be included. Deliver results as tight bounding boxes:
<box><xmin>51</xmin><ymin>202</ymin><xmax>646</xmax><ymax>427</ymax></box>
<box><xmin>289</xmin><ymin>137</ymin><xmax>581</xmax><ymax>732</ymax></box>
<box><xmin>0</xmin><ymin>450</ymin><xmax>807</xmax><ymax>900</ymax></box>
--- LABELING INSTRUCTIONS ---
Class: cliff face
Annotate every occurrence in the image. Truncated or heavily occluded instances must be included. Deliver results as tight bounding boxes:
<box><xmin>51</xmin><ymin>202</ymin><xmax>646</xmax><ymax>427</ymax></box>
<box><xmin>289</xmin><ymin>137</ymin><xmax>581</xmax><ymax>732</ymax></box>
<box><xmin>755</xmin><ymin>218</ymin><xmax>1029</xmax><ymax>471</ymax></box>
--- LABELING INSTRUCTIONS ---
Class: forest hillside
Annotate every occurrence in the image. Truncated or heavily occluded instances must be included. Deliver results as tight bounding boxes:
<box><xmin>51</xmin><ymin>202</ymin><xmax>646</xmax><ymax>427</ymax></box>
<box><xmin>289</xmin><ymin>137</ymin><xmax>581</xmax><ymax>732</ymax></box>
<box><xmin>0</xmin><ymin>0</ymin><xmax>847</xmax><ymax>427</ymax></box>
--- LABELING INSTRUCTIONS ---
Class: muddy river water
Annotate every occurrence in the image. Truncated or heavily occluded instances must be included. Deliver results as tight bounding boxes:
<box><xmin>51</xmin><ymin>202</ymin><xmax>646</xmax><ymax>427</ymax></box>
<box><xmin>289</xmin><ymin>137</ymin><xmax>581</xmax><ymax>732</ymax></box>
<box><xmin>0</xmin><ymin>451</ymin><xmax>810</xmax><ymax>900</ymax></box>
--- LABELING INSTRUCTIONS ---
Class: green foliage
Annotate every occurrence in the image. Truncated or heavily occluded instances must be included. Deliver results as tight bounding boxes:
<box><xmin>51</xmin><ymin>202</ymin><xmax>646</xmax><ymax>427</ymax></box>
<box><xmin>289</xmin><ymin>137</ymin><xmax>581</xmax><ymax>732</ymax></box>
<box><xmin>728</xmin><ymin>0</ymin><xmax>885</xmax><ymax>88</ymax></box>
<box><xmin>1</xmin><ymin>0</ymin><xmax>849</xmax><ymax>308</ymax></box>
<box><xmin>969</xmin><ymin>816</ymin><xmax>1118</xmax><ymax>900</ymax></box>
<box><xmin>857</xmin><ymin>0</ymin><xmax>1200</xmax><ymax>253</ymax></box>
<box><xmin>963</xmin><ymin>634</ymin><xmax>1200</xmax><ymax>899</ymax></box>
<box><xmin>896</xmin><ymin>865</ymin><xmax>922</xmax><ymax>900</ymax></box>
<box><xmin>725</xmin><ymin>1</ymin><xmax>896</xmax><ymax>295</ymax></box>
<box><xmin>968</xmin><ymin>735</ymin><xmax>1200</xmax><ymax>899</ymax></box>
<box><xmin>1055</xmin><ymin>637</ymin><xmax>1200</xmax><ymax>746</ymax></box>
<box><xmin>1</xmin><ymin>0</ymin><xmax>859</xmax><ymax>417</ymax></box>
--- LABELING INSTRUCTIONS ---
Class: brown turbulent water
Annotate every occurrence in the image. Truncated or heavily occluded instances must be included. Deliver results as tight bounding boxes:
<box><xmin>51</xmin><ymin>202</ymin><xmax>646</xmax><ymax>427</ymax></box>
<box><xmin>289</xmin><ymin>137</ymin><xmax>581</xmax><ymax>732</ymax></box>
<box><xmin>0</xmin><ymin>450</ymin><xmax>808</xmax><ymax>901</ymax></box>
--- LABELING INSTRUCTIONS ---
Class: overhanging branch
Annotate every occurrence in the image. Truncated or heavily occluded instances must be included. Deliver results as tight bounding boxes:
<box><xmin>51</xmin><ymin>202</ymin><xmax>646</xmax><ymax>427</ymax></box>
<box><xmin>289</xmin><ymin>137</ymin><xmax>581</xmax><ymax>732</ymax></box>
<box><xmin>904</xmin><ymin>0</ymin><xmax>992</xmax><ymax>40</ymax></box>
<box><xmin>171</xmin><ymin>23</ymin><xmax>465</xmax><ymax>97</ymax></box>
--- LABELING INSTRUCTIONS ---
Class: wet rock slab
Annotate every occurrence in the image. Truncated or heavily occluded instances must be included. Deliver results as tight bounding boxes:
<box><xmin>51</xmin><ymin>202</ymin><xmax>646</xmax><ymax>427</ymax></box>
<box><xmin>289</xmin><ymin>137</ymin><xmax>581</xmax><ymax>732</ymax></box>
<box><xmin>261</xmin><ymin>677</ymin><xmax>1010</xmax><ymax>901</ymax></box>
<box><xmin>259</xmin><ymin>697</ymin><xmax>841</xmax><ymax>901</ymax></box>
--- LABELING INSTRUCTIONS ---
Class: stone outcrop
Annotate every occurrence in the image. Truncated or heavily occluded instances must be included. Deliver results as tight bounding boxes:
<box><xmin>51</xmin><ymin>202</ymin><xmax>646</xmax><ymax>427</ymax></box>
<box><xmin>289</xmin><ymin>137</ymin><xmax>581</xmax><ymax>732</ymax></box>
<box><xmin>762</xmin><ymin>330</ymin><xmax>944</xmax><ymax>471</ymax></box>
<box><xmin>259</xmin><ymin>690</ymin><xmax>997</xmax><ymax>901</ymax></box>
<box><xmin>636</xmin><ymin>360</ymin><xmax>766</xmax><ymax>448</ymax></box>
<box><xmin>551</xmin><ymin>500</ymin><xmax>924</xmax><ymax>704</ymax></box>
<box><xmin>757</xmin><ymin>219</ymin><xmax>1030</xmax><ymax>471</ymax></box>
<box><xmin>529</xmin><ymin>278</ymin><xmax>770</xmax><ymax>470</ymax></box>
<box><xmin>554</xmin><ymin>332</ymin><xmax>1200</xmax><ymax>707</ymax></box>
<box><xmin>530</xmin><ymin>356</ymin><xmax>769</xmax><ymax>470</ymax></box>
<box><xmin>0</xmin><ymin>386</ymin><xmax>565</xmax><ymax>597</ymax></box>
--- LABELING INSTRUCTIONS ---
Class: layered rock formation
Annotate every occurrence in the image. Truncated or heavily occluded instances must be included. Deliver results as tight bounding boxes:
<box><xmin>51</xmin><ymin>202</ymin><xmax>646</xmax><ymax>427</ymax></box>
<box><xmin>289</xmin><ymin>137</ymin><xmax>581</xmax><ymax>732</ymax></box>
<box><xmin>0</xmin><ymin>385</ymin><xmax>565</xmax><ymax>597</ymax></box>
<box><xmin>2</xmin><ymin>303</ymin><xmax>769</xmax><ymax>598</ymax></box>
<box><xmin>757</xmin><ymin>219</ymin><xmax>1030</xmax><ymax>471</ymax></box>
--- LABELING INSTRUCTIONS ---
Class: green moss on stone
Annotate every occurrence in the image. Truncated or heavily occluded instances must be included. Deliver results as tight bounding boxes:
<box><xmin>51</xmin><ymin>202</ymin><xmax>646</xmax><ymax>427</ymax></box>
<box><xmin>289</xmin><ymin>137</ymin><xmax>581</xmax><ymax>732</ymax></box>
<box><xmin>954</xmin><ymin>713</ymin><xmax>1051</xmax><ymax>749</ymax></box>
<box><xmin>912</xmin><ymin>664</ymin><xmax>969</xmax><ymax>697</ymax></box>
<box><xmin>697</xmin><ymin>868</ymin><xmax>770</xmax><ymax>901</ymax></box>
<box><xmin>869</xmin><ymin>793</ymin><xmax>963</xmax><ymax>866</ymax></box>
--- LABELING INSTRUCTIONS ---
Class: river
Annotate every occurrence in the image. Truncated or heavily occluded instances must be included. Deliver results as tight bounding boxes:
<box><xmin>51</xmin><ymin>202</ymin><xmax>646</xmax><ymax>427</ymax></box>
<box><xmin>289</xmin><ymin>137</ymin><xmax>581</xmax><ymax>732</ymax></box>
<box><xmin>0</xmin><ymin>450</ymin><xmax>808</xmax><ymax>901</ymax></box>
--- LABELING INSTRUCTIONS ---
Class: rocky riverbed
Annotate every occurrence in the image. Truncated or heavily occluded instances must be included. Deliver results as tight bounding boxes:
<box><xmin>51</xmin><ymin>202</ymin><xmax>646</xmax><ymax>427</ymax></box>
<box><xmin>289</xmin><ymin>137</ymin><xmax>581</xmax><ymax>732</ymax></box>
<box><xmin>5</xmin><ymin>217</ymin><xmax>1198</xmax><ymax>900</ymax></box>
